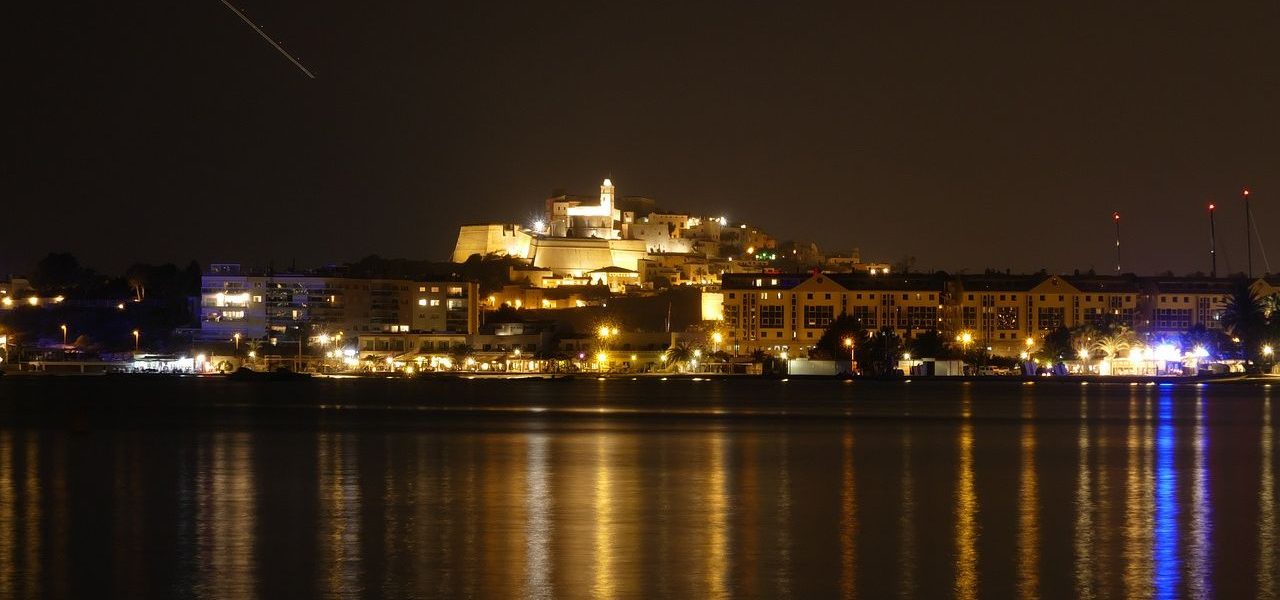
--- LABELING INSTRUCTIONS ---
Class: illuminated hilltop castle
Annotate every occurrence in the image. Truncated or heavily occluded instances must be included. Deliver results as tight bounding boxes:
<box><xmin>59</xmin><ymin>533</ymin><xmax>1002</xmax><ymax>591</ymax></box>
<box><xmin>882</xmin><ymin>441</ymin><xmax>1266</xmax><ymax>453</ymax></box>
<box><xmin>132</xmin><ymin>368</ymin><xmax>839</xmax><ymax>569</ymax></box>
<box><xmin>452</xmin><ymin>177</ymin><xmax>778</xmax><ymax>289</ymax></box>
<box><xmin>453</xmin><ymin>179</ymin><xmax>662</xmax><ymax>277</ymax></box>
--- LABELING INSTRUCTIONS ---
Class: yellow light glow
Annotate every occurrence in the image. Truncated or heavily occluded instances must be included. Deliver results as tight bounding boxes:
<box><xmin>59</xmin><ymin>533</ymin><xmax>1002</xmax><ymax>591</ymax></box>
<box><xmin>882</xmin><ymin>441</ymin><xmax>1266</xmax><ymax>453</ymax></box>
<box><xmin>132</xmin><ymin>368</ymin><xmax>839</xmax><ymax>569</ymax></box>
<box><xmin>248</xmin><ymin>351</ymin><xmax>256</xmax><ymax>359</ymax></box>
<box><xmin>711</xmin><ymin>332</ymin><xmax>723</xmax><ymax>344</ymax></box>
<box><xmin>1025</xmin><ymin>337</ymin><xmax>1035</xmax><ymax>348</ymax></box>
<box><xmin>598</xmin><ymin>325</ymin><xmax>611</xmax><ymax>338</ymax></box>
<box><xmin>1</xmin><ymin>297</ymin><xmax>11</xmax><ymax>307</ymax></box>
<box><xmin>843</xmin><ymin>337</ymin><xmax>853</xmax><ymax>347</ymax></box>
<box><xmin>53</xmin><ymin>295</ymin><xmax>65</xmax><ymax>303</ymax></box>
<box><xmin>116</xmin><ymin>303</ymin><xmax>125</xmax><ymax>310</ymax></box>
<box><xmin>1265</xmin><ymin>345</ymin><xmax>1275</xmax><ymax>357</ymax></box>
<box><xmin>27</xmin><ymin>297</ymin><xmax>38</xmax><ymax>306</ymax></box>
<box><xmin>596</xmin><ymin>352</ymin><xmax>607</xmax><ymax>363</ymax></box>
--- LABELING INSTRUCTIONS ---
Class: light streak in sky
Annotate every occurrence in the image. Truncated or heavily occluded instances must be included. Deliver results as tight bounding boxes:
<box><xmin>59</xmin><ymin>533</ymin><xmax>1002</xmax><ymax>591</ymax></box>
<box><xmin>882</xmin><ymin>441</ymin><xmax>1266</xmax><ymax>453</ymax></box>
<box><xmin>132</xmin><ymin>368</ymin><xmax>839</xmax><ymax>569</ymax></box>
<box><xmin>217</xmin><ymin>0</ymin><xmax>316</xmax><ymax>79</ymax></box>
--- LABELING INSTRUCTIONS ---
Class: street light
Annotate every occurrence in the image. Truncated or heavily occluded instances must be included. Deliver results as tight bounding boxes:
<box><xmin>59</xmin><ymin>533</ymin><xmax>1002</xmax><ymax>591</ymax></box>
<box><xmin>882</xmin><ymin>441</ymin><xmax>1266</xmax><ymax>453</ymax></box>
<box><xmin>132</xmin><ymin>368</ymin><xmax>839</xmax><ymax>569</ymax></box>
<box><xmin>1264</xmin><ymin>345</ymin><xmax>1275</xmax><ymax>359</ymax></box>
<box><xmin>956</xmin><ymin>331</ymin><xmax>974</xmax><ymax>353</ymax></box>
<box><xmin>60</xmin><ymin>324</ymin><xmax>68</xmax><ymax>346</ymax></box>
<box><xmin>233</xmin><ymin>332</ymin><xmax>241</xmax><ymax>351</ymax></box>
<box><xmin>132</xmin><ymin>329</ymin><xmax>140</xmax><ymax>352</ymax></box>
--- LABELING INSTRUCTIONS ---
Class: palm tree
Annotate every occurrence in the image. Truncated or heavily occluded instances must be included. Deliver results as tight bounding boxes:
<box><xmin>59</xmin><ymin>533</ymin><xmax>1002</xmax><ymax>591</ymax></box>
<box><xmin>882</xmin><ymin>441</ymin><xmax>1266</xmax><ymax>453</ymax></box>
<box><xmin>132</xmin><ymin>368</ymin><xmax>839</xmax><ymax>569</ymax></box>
<box><xmin>448</xmin><ymin>343</ymin><xmax>474</xmax><ymax>370</ymax></box>
<box><xmin>665</xmin><ymin>343</ymin><xmax>693</xmax><ymax>372</ymax></box>
<box><xmin>1091</xmin><ymin>329</ymin><xmax>1136</xmax><ymax>360</ymax></box>
<box><xmin>1222</xmin><ymin>281</ymin><xmax>1267</xmax><ymax>363</ymax></box>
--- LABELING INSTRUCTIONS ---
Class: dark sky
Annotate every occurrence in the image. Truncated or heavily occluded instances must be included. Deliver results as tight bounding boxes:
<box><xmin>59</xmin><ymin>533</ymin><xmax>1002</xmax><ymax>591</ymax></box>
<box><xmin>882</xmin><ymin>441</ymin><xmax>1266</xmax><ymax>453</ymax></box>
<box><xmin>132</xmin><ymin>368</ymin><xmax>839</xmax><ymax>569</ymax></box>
<box><xmin>10</xmin><ymin>1</ymin><xmax>1278</xmax><ymax>277</ymax></box>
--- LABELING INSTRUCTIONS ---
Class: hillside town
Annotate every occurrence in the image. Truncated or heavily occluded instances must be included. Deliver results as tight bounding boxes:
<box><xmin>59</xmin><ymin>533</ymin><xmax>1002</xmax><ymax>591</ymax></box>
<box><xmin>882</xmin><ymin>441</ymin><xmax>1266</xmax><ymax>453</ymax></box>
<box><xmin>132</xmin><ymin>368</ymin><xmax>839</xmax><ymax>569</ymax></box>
<box><xmin>2</xmin><ymin>178</ymin><xmax>1278</xmax><ymax>378</ymax></box>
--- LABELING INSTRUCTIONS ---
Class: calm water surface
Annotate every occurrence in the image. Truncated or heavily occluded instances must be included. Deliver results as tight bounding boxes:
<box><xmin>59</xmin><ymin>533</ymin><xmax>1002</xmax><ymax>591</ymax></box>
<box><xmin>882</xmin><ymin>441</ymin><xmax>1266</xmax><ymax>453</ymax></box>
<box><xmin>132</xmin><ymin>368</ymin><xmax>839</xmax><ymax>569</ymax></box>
<box><xmin>0</xmin><ymin>377</ymin><xmax>1277</xmax><ymax>598</ymax></box>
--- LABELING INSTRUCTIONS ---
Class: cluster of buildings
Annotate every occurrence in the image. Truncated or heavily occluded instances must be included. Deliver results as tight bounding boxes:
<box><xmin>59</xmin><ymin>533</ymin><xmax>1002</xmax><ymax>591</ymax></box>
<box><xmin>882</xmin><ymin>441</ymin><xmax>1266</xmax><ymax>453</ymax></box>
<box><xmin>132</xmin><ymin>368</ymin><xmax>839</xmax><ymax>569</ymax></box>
<box><xmin>5</xmin><ymin>175</ymin><xmax>1277</xmax><ymax>375</ymax></box>
<box><xmin>451</xmin><ymin>178</ymin><xmax>888</xmax><ymax>298</ymax></box>
<box><xmin>722</xmin><ymin>271</ymin><xmax>1280</xmax><ymax>357</ymax></box>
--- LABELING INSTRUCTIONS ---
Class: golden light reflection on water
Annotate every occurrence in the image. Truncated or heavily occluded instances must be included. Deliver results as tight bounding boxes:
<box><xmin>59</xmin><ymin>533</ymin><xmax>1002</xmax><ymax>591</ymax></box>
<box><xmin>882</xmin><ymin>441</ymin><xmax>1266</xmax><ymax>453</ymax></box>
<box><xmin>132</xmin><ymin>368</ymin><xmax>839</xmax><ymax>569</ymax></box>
<box><xmin>318</xmin><ymin>432</ymin><xmax>362</xmax><ymax>599</ymax></box>
<box><xmin>524</xmin><ymin>434</ymin><xmax>553</xmax><ymax>600</ymax></box>
<box><xmin>0</xmin><ymin>432</ymin><xmax>12</xmax><ymax>599</ymax></box>
<box><xmin>196</xmin><ymin>433</ymin><xmax>256</xmax><ymax>599</ymax></box>
<box><xmin>776</xmin><ymin>436</ymin><xmax>792</xmax><ymax>598</ymax></box>
<box><xmin>591</xmin><ymin>433</ymin><xmax>615</xmax><ymax>599</ymax></box>
<box><xmin>1017</xmin><ymin>397</ymin><xmax>1039</xmax><ymax>599</ymax></box>
<box><xmin>1074</xmin><ymin>395</ymin><xmax>1095</xmax><ymax>600</ymax></box>
<box><xmin>898</xmin><ymin>426</ymin><xmax>915</xmax><ymax>599</ymax></box>
<box><xmin>1259</xmin><ymin>392</ymin><xmax>1275</xmax><ymax>597</ymax></box>
<box><xmin>839</xmin><ymin>426</ymin><xmax>856</xmax><ymax>599</ymax></box>
<box><xmin>707</xmin><ymin>431</ymin><xmax>729</xmax><ymax>600</ymax></box>
<box><xmin>954</xmin><ymin>420</ymin><xmax>978</xmax><ymax>600</ymax></box>
<box><xmin>1122</xmin><ymin>393</ymin><xmax>1154</xmax><ymax>599</ymax></box>
<box><xmin>22</xmin><ymin>437</ymin><xmax>39</xmax><ymax>598</ymax></box>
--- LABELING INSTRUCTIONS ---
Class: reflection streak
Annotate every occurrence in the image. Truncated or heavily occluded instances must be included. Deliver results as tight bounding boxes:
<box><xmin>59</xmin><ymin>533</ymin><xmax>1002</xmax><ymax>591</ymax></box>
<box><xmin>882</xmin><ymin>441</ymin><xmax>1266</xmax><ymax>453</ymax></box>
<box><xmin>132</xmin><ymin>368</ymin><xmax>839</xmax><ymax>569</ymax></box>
<box><xmin>1153</xmin><ymin>392</ymin><xmax>1180</xmax><ymax>598</ymax></box>
<box><xmin>524</xmin><ymin>434</ymin><xmax>552</xmax><ymax>600</ymax></box>
<box><xmin>1260</xmin><ymin>393</ymin><xmax>1275</xmax><ymax>597</ymax></box>
<box><xmin>839</xmin><ymin>427</ymin><xmax>856</xmax><ymax>599</ymax></box>
<box><xmin>899</xmin><ymin>426</ymin><xmax>915</xmax><ymax>599</ymax></box>
<box><xmin>1074</xmin><ymin>395</ymin><xmax>1095</xmax><ymax>599</ymax></box>
<box><xmin>592</xmin><ymin>434</ymin><xmax>614</xmax><ymax>599</ymax></box>
<box><xmin>1187</xmin><ymin>393</ymin><xmax>1211</xmax><ymax>597</ymax></box>
<box><xmin>1017</xmin><ymin>398</ymin><xmax>1039</xmax><ymax>599</ymax></box>
<box><xmin>954</xmin><ymin>421</ymin><xmax>978</xmax><ymax>600</ymax></box>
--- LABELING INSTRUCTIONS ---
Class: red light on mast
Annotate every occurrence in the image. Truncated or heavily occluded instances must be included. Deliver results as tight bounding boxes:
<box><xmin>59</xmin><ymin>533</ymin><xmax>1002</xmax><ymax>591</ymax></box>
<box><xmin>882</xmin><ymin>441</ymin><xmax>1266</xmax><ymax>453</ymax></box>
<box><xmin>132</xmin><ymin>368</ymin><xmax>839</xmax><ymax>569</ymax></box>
<box><xmin>1243</xmin><ymin>188</ymin><xmax>1250</xmax><ymax>197</ymax></box>
<box><xmin>1112</xmin><ymin>211</ymin><xmax>1120</xmax><ymax>221</ymax></box>
<box><xmin>1208</xmin><ymin>203</ymin><xmax>1216</xmax><ymax>211</ymax></box>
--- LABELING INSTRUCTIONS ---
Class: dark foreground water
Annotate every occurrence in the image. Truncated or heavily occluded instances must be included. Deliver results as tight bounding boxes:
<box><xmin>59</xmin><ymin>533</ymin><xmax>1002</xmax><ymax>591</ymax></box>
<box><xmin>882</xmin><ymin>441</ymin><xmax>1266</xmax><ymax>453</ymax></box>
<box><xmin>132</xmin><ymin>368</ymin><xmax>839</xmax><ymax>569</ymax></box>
<box><xmin>0</xmin><ymin>376</ymin><xmax>1276</xmax><ymax>599</ymax></box>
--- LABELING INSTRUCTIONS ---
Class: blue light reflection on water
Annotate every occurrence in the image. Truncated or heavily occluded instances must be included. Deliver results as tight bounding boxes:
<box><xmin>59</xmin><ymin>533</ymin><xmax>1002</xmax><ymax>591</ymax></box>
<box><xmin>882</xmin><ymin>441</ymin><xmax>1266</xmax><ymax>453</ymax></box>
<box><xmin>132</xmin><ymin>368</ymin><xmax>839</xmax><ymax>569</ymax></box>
<box><xmin>1153</xmin><ymin>390</ymin><xmax>1180</xmax><ymax>599</ymax></box>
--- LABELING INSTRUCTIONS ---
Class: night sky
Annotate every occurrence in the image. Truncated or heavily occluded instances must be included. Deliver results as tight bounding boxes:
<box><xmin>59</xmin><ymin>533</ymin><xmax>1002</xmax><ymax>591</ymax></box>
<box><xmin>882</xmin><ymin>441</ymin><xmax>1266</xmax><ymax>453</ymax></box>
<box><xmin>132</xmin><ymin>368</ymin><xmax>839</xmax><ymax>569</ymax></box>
<box><xmin>10</xmin><ymin>2</ymin><xmax>1278</xmax><ymax>276</ymax></box>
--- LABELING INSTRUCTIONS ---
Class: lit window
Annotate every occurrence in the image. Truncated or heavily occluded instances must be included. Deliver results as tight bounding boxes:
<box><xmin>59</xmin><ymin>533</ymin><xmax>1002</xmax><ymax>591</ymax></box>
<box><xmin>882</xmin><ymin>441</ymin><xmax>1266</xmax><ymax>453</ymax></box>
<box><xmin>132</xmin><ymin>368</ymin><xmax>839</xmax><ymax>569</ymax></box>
<box><xmin>430</xmin><ymin>299</ymin><xmax>441</xmax><ymax>306</ymax></box>
<box><xmin>418</xmin><ymin>299</ymin><xmax>427</xmax><ymax>306</ymax></box>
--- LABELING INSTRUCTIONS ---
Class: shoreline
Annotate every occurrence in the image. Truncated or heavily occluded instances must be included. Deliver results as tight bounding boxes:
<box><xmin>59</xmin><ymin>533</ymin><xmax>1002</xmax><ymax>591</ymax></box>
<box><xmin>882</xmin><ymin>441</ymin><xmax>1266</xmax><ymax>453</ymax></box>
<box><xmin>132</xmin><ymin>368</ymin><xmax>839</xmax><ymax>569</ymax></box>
<box><xmin>2</xmin><ymin>368</ymin><xmax>1276</xmax><ymax>386</ymax></box>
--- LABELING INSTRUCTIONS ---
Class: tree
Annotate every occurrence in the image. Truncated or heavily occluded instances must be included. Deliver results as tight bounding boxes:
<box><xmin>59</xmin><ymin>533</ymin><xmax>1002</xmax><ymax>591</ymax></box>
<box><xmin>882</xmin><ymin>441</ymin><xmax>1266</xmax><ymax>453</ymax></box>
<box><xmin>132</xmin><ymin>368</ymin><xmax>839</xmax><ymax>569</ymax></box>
<box><xmin>855</xmin><ymin>328</ymin><xmax>903</xmax><ymax>375</ymax></box>
<box><xmin>1092</xmin><ymin>328</ymin><xmax>1137</xmax><ymax>360</ymax></box>
<box><xmin>1182</xmin><ymin>324</ymin><xmax>1234</xmax><ymax>359</ymax></box>
<box><xmin>1037</xmin><ymin>325</ymin><xmax>1074</xmax><ymax>362</ymax></box>
<box><xmin>448</xmin><ymin>344</ymin><xmax>474</xmax><ymax>369</ymax></box>
<box><xmin>907</xmin><ymin>330</ymin><xmax>953</xmax><ymax>359</ymax></box>
<box><xmin>1222</xmin><ymin>281</ymin><xmax>1267</xmax><ymax>364</ymax></box>
<box><xmin>813</xmin><ymin>314</ymin><xmax>865</xmax><ymax>359</ymax></box>
<box><xmin>665</xmin><ymin>343</ymin><xmax>694</xmax><ymax>371</ymax></box>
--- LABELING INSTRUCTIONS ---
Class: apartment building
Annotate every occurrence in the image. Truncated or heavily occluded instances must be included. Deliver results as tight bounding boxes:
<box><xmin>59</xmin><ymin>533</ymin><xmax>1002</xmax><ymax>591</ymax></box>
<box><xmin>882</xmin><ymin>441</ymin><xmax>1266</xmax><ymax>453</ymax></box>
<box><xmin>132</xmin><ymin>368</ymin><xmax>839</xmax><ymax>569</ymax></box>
<box><xmin>721</xmin><ymin>272</ymin><xmax>944</xmax><ymax>354</ymax></box>
<box><xmin>200</xmin><ymin>264</ymin><xmax>478</xmax><ymax>341</ymax></box>
<box><xmin>723</xmin><ymin>270</ymin><xmax>1272</xmax><ymax>357</ymax></box>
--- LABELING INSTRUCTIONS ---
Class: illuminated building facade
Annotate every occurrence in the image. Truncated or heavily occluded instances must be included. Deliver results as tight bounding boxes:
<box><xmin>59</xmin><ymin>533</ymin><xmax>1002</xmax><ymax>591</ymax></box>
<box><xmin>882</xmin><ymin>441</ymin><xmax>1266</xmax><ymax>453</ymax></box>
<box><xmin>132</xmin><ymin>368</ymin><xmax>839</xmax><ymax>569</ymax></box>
<box><xmin>451</xmin><ymin>177</ymin><xmax>776</xmax><ymax>290</ymax></box>
<box><xmin>723</xmin><ymin>271</ymin><xmax>1273</xmax><ymax>357</ymax></box>
<box><xmin>721</xmin><ymin>272</ymin><xmax>944</xmax><ymax>354</ymax></box>
<box><xmin>200</xmin><ymin>264</ymin><xmax>478</xmax><ymax>341</ymax></box>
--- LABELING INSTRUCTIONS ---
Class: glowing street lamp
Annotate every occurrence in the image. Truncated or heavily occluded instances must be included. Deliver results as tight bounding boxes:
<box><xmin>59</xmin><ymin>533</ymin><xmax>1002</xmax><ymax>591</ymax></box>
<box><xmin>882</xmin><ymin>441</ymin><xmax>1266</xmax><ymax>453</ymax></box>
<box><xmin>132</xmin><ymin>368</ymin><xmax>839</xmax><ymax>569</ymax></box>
<box><xmin>233</xmin><ymin>332</ymin><xmax>241</xmax><ymax>350</ymax></box>
<box><xmin>1264</xmin><ymin>345</ymin><xmax>1275</xmax><ymax>359</ymax></box>
<box><xmin>956</xmin><ymin>331</ymin><xmax>974</xmax><ymax>353</ymax></box>
<box><xmin>60</xmin><ymin>324</ymin><xmax>68</xmax><ymax>346</ymax></box>
<box><xmin>132</xmin><ymin>329</ymin><xmax>140</xmax><ymax>351</ymax></box>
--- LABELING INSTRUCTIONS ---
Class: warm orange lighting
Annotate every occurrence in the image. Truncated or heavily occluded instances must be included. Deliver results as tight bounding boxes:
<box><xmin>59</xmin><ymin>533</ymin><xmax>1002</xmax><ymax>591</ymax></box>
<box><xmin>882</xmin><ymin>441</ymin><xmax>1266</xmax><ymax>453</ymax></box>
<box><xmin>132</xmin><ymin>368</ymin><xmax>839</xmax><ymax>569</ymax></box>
<box><xmin>1208</xmin><ymin>203</ymin><xmax>1215</xmax><ymax>211</ymax></box>
<box><xmin>1112</xmin><ymin>211</ymin><xmax>1120</xmax><ymax>221</ymax></box>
